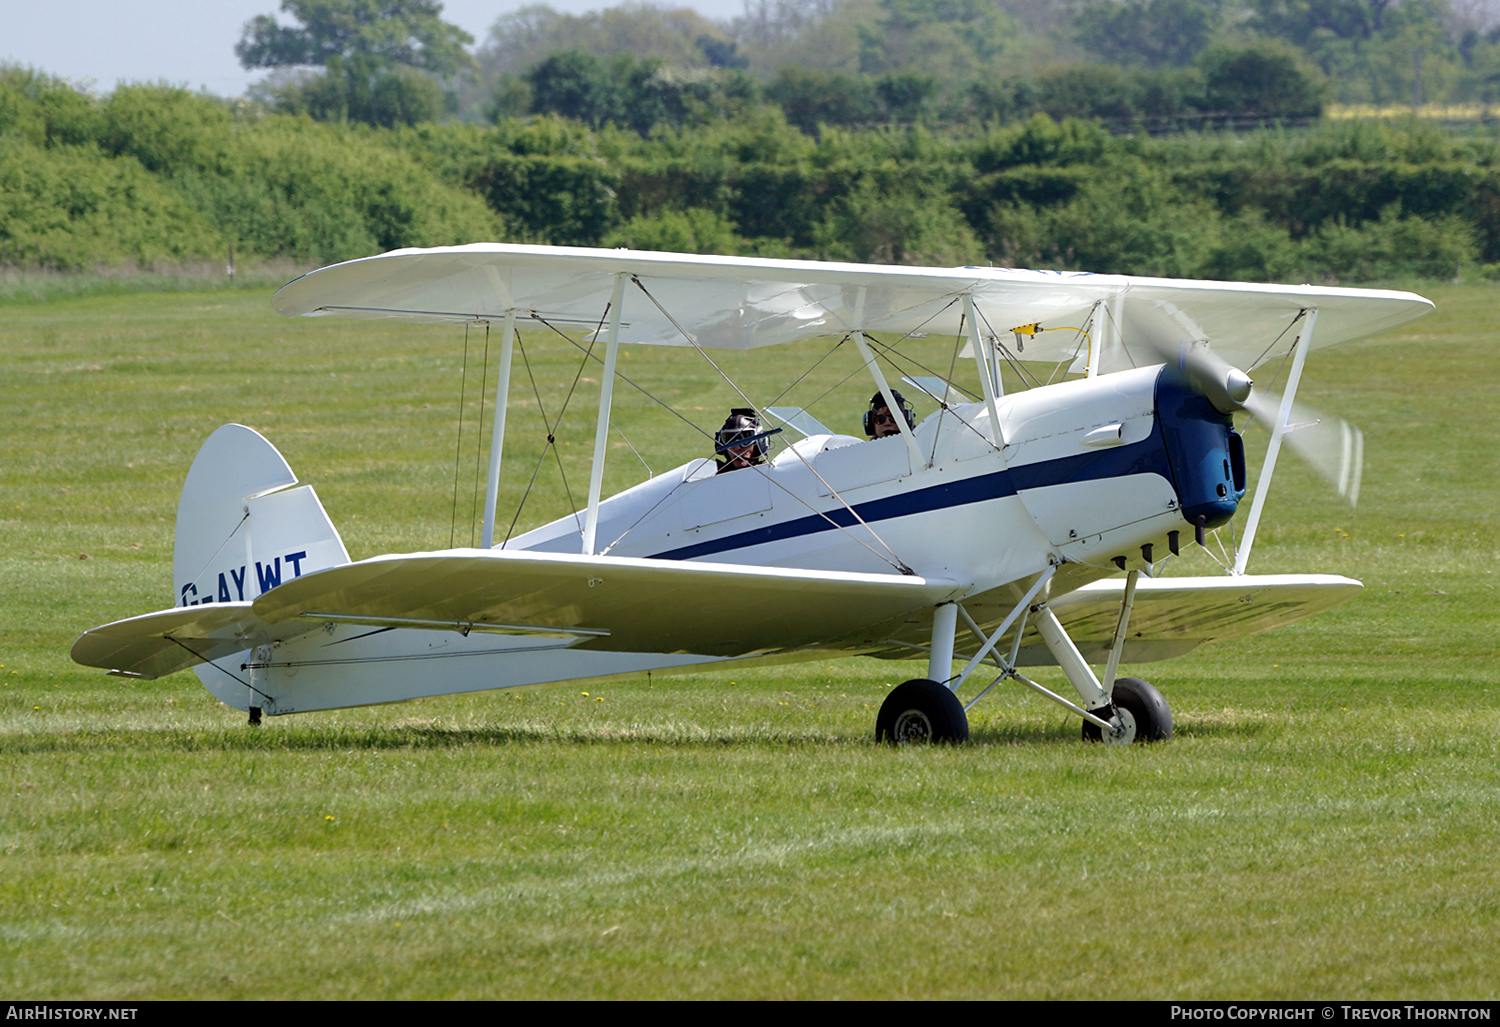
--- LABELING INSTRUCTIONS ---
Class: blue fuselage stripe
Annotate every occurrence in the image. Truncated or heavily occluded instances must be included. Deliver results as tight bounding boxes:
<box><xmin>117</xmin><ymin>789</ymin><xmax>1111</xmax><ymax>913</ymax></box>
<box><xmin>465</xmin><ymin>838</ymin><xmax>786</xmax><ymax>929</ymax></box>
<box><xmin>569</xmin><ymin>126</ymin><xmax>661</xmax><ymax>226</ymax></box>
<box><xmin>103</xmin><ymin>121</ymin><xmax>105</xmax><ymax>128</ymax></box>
<box><xmin>651</xmin><ymin>468</ymin><xmax>1017</xmax><ymax>561</ymax></box>
<box><xmin>649</xmin><ymin>429</ymin><xmax>1173</xmax><ymax>562</ymax></box>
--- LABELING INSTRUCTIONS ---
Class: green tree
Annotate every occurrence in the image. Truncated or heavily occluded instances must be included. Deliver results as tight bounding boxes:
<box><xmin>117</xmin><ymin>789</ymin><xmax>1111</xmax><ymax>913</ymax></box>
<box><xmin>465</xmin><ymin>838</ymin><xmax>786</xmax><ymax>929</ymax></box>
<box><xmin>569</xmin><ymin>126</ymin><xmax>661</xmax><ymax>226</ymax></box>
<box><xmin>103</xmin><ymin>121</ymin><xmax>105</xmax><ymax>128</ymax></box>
<box><xmin>735</xmin><ymin>0</ymin><xmax>882</xmax><ymax>77</ymax></box>
<box><xmin>875</xmin><ymin>71</ymin><xmax>939</xmax><ymax>121</ymax></box>
<box><xmin>1246</xmin><ymin>0</ymin><xmax>1397</xmax><ymax>46</ymax></box>
<box><xmin>1246</xmin><ymin>0</ymin><xmax>1458</xmax><ymax>101</ymax></box>
<box><xmin>860</xmin><ymin>0</ymin><xmax>1021</xmax><ymax>79</ymax></box>
<box><xmin>766</xmin><ymin>67</ymin><xmax>880</xmax><ymax>132</ymax></box>
<box><xmin>0</xmin><ymin>137</ymin><xmax>223</xmax><ymax>269</ymax></box>
<box><xmin>525</xmin><ymin>51</ymin><xmax>621</xmax><ymax>128</ymax></box>
<box><xmin>813</xmin><ymin>171</ymin><xmax>980</xmax><ymax>264</ymax></box>
<box><xmin>237</xmin><ymin>1</ymin><xmax>472</xmax><ymax>127</ymax></box>
<box><xmin>604</xmin><ymin>207</ymin><xmax>744</xmax><ymax>252</ymax></box>
<box><xmin>1198</xmin><ymin>42</ymin><xmax>1327</xmax><ymax>115</ymax></box>
<box><xmin>479</xmin><ymin>3</ymin><xmax>731</xmax><ymax>76</ymax></box>
<box><xmin>288</xmin><ymin>55</ymin><xmax>449</xmax><ymax>127</ymax></box>
<box><xmin>1072</xmin><ymin>0</ymin><xmax>1222</xmax><ymax>68</ymax></box>
<box><xmin>237</xmin><ymin>0</ymin><xmax>473</xmax><ymax>75</ymax></box>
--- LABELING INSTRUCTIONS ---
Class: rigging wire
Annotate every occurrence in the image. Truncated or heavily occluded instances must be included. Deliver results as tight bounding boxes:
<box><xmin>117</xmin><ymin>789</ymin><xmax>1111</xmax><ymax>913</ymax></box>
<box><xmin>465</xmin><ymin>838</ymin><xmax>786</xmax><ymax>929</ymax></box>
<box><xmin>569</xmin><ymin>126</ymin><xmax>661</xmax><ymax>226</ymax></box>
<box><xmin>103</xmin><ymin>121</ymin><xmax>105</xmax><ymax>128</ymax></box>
<box><xmin>1258</xmin><ymin>325</ymin><xmax>1304</xmax><ymax>396</ymax></box>
<box><xmin>761</xmin><ymin>296</ymin><xmax>964</xmax><ymax>415</ymax></box>
<box><xmin>972</xmin><ymin>304</ymin><xmax>1046</xmax><ymax>389</ymax></box>
<box><xmin>628</xmin><ymin>276</ymin><xmax>914</xmax><ymax>574</ymax></box>
<box><xmin>501</xmin><ymin>327</ymin><xmax>589</xmax><ymax>547</ymax></box>
<box><xmin>1196</xmin><ymin>531</ymin><xmax>1234</xmax><ymax>574</ymax></box>
<box><xmin>763</xmin><ymin>334</ymin><xmax>851</xmax><ymax>410</ymax></box>
<box><xmin>1097</xmin><ymin>299</ymin><xmax>1139</xmax><ymax>370</ymax></box>
<box><xmin>530</xmin><ymin>312</ymin><xmax>714</xmax><ymax>443</ymax></box>
<box><xmin>611</xmin><ymin>419</ymin><xmax>653</xmax><ymax>478</ymax></box>
<box><xmin>1235</xmin><ymin>313</ymin><xmax>1307</xmax><ymax>442</ymax></box>
<box><xmin>1249</xmin><ymin>309</ymin><xmax>1306</xmax><ymax>377</ymax></box>
<box><xmin>629</xmin><ymin>276</ymin><xmax>759</xmax><ymax>409</ymax></box>
<box><xmin>598</xmin><ymin>473</ymin><xmax>695</xmax><ymax>556</ymax></box>
<box><xmin>842</xmin><ymin>297</ymin><xmax>972</xmax><ymax>396</ymax></box>
<box><xmin>927</xmin><ymin>309</ymin><xmax>966</xmax><ymax>466</ymax></box>
<box><xmin>181</xmin><ymin>511</ymin><xmax>249</xmax><ymax>603</ymax></box>
<box><xmin>164</xmin><ymin>636</ymin><xmax>271</xmax><ymax>704</ymax></box>
<box><xmin>857</xmin><ymin>331</ymin><xmax>998</xmax><ymax>454</ymax></box>
<box><xmin>778</xmin><ymin>336</ymin><xmax>870</xmax><ymax>418</ymax></box>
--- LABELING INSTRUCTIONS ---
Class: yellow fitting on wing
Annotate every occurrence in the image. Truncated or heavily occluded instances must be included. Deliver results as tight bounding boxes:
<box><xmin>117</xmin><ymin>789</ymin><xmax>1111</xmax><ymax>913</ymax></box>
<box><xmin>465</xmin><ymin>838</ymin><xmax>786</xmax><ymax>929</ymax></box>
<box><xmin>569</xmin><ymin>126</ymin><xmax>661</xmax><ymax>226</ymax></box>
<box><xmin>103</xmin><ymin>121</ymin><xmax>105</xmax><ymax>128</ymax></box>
<box><xmin>1006</xmin><ymin>322</ymin><xmax>1094</xmax><ymax>365</ymax></box>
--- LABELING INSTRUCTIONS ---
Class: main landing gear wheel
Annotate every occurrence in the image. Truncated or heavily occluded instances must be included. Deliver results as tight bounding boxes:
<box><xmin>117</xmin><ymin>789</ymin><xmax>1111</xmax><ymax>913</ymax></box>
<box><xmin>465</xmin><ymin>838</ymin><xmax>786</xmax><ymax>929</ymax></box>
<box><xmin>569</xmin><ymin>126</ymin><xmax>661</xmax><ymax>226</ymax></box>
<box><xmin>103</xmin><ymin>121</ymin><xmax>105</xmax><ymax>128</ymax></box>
<box><xmin>876</xmin><ymin>679</ymin><xmax>969</xmax><ymax>745</ymax></box>
<box><xmin>1082</xmin><ymin>677</ymin><xmax>1173</xmax><ymax>744</ymax></box>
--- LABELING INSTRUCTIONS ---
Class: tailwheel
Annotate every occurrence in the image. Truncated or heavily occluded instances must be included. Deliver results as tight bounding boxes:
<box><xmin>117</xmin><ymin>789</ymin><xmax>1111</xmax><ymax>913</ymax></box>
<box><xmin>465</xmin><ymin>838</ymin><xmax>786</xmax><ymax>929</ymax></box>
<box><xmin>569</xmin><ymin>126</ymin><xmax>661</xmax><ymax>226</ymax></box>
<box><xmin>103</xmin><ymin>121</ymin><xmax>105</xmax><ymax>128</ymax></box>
<box><xmin>876</xmin><ymin>678</ymin><xmax>969</xmax><ymax>745</ymax></box>
<box><xmin>1082</xmin><ymin>677</ymin><xmax>1173</xmax><ymax>744</ymax></box>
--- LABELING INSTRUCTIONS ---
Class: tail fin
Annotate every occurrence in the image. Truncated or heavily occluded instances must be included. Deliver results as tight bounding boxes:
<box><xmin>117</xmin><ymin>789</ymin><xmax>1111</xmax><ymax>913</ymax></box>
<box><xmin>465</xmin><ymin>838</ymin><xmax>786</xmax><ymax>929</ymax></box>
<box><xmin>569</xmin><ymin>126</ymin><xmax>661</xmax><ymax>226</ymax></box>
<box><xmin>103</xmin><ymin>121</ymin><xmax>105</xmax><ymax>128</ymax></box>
<box><xmin>173</xmin><ymin>424</ymin><xmax>350</xmax><ymax>608</ymax></box>
<box><xmin>174</xmin><ymin>424</ymin><xmax>350</xmax><ymax>710</ymax></box>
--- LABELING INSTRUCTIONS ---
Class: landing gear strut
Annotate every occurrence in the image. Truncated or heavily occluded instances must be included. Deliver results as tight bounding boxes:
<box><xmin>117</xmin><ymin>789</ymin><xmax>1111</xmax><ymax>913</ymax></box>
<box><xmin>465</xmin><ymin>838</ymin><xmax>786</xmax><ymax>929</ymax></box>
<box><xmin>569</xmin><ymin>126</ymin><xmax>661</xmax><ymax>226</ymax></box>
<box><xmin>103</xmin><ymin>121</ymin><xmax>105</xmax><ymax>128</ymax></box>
<box><xmin>874</xmin><ymin>568</ymin><xmax>1173</xmax><ymax>746</ymax></box>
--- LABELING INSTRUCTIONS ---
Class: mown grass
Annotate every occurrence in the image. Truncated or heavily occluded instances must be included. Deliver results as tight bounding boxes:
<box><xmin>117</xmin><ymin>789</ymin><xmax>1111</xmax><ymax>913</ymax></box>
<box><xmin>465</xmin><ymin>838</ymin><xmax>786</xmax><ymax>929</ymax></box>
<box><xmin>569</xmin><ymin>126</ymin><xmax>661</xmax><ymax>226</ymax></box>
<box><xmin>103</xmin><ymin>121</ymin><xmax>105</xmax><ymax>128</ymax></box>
<box><xmin>1</xmin><ymin>281</ymin><xmax>1497</xmax><ymax>998</ymax></box>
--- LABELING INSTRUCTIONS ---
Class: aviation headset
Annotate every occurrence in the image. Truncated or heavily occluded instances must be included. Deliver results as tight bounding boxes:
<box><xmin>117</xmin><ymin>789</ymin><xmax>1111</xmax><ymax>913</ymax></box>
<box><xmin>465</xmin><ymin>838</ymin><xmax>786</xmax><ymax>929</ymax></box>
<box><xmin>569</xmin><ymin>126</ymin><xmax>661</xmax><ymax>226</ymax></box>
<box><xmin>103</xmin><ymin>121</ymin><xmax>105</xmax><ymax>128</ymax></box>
<box><xmin>715</xmin><ymin>407</ymin><xmax>771</xmax><ymax>465</ymax></box>
<box><xmin>863</xmin><ymin>390</ymin><xmax>916</xmax><ymax>437</ymax></box>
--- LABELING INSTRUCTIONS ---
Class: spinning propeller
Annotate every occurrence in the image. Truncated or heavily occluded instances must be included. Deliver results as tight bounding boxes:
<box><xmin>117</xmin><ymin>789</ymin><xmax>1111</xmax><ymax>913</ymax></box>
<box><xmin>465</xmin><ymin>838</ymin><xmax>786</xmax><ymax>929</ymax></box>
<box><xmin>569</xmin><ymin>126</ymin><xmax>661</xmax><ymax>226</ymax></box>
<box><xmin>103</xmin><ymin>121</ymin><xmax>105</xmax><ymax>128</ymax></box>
<box><xmin>1142</xmin><ymin>331</ymin><xmax>1364</xmax><ymax>508</ymax></box>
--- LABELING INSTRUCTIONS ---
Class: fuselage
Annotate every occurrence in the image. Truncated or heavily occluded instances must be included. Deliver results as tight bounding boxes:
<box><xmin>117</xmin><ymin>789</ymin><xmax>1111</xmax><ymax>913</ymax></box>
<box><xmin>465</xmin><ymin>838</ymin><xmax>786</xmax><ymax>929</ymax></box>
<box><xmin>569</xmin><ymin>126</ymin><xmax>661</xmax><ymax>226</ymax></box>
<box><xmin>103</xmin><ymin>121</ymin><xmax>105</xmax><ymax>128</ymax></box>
<box><xmin>184</xmin><ymin>363</ymin><xmax>1248</xmax><ymax>716</ymax></box>
<box><xmin>508</xmin><ymin>364</ymin><xmax>1246</xmax><ymax>604</ymax></box>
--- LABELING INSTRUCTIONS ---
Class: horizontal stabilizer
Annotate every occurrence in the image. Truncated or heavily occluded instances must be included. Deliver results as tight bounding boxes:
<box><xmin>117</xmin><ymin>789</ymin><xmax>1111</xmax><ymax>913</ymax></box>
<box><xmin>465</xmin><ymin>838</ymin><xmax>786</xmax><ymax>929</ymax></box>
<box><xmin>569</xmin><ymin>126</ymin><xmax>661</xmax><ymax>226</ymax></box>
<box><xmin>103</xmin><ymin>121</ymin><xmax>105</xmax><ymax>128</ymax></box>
<box><xmin>253</xmin><ymin>549</ymin><xmax>968</xmax><ymax>657</ymax></box>
<box><xmin>70</xmin><ymin>603</ymin><xmax>320</xmax><ymax>680</ymax></box>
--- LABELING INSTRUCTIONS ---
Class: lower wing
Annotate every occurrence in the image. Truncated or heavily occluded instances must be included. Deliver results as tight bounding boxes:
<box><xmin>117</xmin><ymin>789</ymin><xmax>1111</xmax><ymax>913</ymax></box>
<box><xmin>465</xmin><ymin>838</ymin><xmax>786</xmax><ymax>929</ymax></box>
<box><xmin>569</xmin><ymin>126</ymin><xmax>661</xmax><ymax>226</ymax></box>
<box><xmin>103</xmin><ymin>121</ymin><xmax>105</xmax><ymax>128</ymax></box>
<box><xmin>73</xmin><ymin>549</ymin><xmax>969</xmax><ymax>677</ymax></box>
<box><xmin>1023</xmin><ymin>573</ymin><xmax>1362</xmax><ymax>664</ymax></box>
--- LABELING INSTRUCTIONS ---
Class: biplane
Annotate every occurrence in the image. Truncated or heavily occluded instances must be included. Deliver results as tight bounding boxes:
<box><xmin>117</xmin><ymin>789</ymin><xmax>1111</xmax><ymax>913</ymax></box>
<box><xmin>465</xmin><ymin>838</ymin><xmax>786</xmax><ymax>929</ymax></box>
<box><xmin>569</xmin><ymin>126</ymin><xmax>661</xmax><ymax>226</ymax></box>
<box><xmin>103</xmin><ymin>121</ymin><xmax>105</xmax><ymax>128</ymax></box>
<box><xmin>71</xmin><ymin>244</ymin><xmax>1433</xmax><ymax>744</ymax></box>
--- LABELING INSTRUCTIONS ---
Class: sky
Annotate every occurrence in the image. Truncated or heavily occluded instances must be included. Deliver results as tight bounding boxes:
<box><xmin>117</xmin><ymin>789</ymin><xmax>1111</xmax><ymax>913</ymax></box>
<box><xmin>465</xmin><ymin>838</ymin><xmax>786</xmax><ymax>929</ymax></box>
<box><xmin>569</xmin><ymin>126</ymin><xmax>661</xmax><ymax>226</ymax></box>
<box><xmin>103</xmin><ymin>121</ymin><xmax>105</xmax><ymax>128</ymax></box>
<box><xmin>1</xmin><ymin>0</ymin><xmax>748</xmax><ymax>96</ymax></box>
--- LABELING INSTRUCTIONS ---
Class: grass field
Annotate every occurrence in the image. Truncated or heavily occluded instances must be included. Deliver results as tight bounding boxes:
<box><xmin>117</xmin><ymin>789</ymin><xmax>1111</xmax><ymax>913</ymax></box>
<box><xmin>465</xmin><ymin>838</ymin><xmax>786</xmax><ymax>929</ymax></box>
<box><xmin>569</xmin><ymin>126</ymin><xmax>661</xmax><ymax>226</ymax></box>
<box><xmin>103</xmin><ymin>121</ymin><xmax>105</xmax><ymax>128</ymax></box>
<box><xmin>2</xmin><ymin>278</ymin><xmax>1497</xmax><ymax>999</ymax></box>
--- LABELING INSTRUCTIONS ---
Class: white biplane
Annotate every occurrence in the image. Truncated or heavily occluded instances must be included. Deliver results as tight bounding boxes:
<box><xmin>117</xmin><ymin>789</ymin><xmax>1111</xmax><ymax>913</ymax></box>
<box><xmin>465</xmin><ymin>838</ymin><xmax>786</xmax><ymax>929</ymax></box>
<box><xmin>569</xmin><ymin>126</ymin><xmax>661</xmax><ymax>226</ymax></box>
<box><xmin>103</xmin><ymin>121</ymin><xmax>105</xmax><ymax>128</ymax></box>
<box><xmin>72</xmin><ymin>245</ymin><xmax>1432</xmax><ymax>744</ymax></box>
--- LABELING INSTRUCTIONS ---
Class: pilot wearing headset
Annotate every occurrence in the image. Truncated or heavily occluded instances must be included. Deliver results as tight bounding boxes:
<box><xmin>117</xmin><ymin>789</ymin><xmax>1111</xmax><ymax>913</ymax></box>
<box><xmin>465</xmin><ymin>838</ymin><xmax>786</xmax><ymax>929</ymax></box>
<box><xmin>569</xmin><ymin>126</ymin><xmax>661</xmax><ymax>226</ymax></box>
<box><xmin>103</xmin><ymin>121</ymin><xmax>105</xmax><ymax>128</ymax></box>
<box><xmin>714</xmin><ymin>407</ymin><xmax>771</xmax><ymax>473</ymax></box>
<box><xmin>864</xmin><ymin>389</ymin><xmax>915</xmax><ymax>439</ymax></box>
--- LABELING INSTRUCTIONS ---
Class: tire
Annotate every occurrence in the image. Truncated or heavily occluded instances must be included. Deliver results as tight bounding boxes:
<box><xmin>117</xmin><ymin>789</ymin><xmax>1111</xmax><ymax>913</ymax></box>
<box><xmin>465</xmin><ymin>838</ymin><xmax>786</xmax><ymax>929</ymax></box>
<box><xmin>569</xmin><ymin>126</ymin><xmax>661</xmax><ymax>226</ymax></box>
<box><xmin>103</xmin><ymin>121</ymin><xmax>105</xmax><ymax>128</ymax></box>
<box><xmin>1082</xmin><ymin>677</ymin><xmax>1173</xmax><ymax>743</ymax></box>
<box><xmin>875</xmin><ymin>678</ymin><xmax>969</xmax><ymax>745</ymax></box>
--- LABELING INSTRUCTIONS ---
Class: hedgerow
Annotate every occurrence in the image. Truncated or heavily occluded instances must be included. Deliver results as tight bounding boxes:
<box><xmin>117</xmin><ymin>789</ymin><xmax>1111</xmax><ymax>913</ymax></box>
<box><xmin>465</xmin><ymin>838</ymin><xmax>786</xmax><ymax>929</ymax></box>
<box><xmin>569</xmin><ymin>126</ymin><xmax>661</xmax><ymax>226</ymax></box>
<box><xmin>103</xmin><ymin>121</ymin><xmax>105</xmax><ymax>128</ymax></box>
<box><xmin>3</xmin><ymin>66</ymin><xmax>1498</xmax><ymax>281</ymax></box>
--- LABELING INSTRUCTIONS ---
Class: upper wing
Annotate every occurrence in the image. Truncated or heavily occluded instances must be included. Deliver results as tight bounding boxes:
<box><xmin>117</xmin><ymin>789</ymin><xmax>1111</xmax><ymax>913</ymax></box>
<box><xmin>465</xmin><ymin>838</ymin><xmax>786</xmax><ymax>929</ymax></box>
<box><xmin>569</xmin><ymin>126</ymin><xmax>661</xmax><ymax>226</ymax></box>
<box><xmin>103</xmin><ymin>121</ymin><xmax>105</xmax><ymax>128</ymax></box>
<box><xmin>271</xmin><ymin>243</ymin><xmax>1431</xmax><ymax>372</ymax></box>
<box><xmin>250</xmin><ymin>549</ymin><xmax>966</xmax><ymax>657</ymax></box>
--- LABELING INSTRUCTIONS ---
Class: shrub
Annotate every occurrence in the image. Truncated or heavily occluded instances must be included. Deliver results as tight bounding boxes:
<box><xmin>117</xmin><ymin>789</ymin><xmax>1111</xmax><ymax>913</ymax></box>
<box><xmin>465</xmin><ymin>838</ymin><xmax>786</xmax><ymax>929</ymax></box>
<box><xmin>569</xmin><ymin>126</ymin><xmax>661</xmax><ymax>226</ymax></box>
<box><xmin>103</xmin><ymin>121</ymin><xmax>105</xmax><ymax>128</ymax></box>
<box><xmin>0</xmin><ymin>139</ymin><xmax>222</xmax><ymax>269</ymax></box>
<box><xmin>100</xmin><ymin>84</ymin><xmax>236</xmax><ymax>175</ymax></box>
<box><xmin>172</xmin><ymin>118</ymin><xmax>500</xmax><ymax>264</ymax></box>
<box><xmin>1304</xmin><ymin>205</ymin><xmax>1476</xmax><ymax>281</ymax></box>
<box><xmin>0</xmin><ymin>65</ymin><xmax>104</xmax><ymax>148</ymax></box>
<box><xmin>1198</xmin><ymin>42</ymin><xmax>1328</xmax><ymax>117</ymax></box>
<box><xmin>603</xmin><ymin>208</ymin><xmax>744</xmax><ymax>253</ymax></box>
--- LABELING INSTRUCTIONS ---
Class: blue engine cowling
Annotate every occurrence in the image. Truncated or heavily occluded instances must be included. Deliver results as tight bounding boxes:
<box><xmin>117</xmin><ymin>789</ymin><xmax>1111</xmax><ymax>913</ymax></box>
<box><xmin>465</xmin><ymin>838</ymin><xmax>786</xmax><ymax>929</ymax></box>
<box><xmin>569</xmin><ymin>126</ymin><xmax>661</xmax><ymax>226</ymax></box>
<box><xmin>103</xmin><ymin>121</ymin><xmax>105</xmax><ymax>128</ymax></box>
<box><xmin>1155</xmin><ymin>367</ymin><xmax>1247</xmax><ymax>529</ymax></box>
